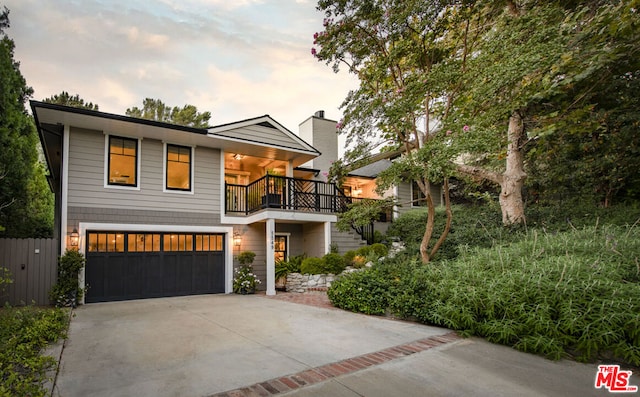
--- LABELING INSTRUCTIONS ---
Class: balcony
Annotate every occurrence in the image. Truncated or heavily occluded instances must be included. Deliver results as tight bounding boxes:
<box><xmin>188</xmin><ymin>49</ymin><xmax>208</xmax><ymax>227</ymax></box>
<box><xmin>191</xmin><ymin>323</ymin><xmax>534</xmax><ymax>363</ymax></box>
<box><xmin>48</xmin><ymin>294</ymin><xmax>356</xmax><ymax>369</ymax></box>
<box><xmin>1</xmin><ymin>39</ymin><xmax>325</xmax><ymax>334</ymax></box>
<box><xmin>225</xmin><ymin>174</ymin><xmax>351</xmax><ymax>215</ymax></box>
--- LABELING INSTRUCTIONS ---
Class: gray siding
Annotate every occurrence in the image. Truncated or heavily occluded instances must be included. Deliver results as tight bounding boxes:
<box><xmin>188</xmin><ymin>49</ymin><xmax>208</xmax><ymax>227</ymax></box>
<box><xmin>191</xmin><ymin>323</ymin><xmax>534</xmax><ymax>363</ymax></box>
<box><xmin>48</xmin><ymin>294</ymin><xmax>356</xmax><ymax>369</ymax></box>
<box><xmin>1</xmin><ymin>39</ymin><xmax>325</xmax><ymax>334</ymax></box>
<box><xmin>214</xmin><ymin>125</ymin><xmax>308</xmax><ymax>151</ymax></box>
<box><xmin>67</xmin><ymin>127</ymin><xmax>220</xmax><ymax>214</ymax></box>
<box><xmin>302</xmin><ymin>223</ymin><xmax>326</xmax><ymax>258</ymax></box>
<box><xmin>396</xmin><ymin>182</ymin><xmax>443</xmax><ymax>218</ymax></box>
<box><xmin>67</xmin><ymin>207</ymin><xmax>221</xmax><ymax>233</ymax></box>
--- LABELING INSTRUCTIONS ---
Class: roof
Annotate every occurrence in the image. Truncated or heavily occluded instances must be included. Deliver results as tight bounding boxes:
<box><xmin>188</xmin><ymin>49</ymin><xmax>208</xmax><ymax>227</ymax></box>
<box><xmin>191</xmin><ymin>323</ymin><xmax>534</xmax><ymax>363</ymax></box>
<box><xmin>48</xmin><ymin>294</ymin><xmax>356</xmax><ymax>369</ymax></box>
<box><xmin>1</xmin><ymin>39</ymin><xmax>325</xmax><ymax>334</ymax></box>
<box><xmin>31</xmin><ymin>102</ymin><xmax>322</xmax><ymax>187</ymax></box>
<box><xmin>348</xmin><ymin>158</ymin><xmax>393</xmax><ymax>178</ymax></box>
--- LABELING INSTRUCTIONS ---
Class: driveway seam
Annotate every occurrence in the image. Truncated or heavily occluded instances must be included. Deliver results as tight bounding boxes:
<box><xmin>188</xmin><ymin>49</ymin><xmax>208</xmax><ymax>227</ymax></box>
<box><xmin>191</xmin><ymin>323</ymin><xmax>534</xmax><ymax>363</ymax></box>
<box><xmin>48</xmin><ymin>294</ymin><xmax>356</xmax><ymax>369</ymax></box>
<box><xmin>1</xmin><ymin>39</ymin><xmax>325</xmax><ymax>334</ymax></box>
<box><xmin>208</xmin><ymin>331</ymin><xmax>461</xmax><ymax>397</ymax></box>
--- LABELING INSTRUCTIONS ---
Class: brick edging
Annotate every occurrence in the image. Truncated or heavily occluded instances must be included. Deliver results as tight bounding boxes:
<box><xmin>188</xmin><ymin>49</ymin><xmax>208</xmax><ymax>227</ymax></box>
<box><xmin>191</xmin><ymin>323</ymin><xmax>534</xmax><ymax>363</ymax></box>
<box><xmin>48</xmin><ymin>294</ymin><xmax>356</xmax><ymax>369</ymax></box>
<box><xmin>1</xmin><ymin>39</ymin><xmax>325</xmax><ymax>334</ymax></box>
<box><xmin>209</xmin><ymin>331</ymin><xmax>460</xmax><ymax>397</ymax></box>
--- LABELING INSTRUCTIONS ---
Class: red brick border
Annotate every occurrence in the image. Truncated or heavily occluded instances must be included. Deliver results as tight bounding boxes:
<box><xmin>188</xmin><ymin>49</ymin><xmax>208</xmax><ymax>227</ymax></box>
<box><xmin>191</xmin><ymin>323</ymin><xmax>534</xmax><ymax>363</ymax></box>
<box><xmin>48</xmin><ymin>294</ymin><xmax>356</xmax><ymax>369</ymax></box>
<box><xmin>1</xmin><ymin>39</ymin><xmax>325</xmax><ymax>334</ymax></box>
<box><xmin>209</xmin><ymin>331</ymin><xmax>460</xmax><ymax>397</ymax></box>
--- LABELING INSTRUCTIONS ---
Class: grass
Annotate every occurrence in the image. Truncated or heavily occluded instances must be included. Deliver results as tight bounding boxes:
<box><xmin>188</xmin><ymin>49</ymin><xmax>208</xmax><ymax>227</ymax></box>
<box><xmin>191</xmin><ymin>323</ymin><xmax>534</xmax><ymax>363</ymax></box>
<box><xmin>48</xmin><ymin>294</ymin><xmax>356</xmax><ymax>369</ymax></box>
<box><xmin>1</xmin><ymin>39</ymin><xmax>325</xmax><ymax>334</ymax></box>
<box><xmin>0</xmin><ymin>305</ymin><xmax>68</xmax><ymax>397</ymax></box>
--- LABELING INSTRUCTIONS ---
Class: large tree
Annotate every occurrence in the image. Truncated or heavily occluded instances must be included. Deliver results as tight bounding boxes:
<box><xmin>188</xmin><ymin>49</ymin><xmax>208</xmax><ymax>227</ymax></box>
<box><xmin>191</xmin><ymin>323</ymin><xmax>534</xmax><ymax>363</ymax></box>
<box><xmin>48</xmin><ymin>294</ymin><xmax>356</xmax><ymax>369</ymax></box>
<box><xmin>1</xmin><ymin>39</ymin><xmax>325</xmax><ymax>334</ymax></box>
<box><xmin>43</xmin><ymin>91</ymin><xmax>99</xmax><ymax>110</ymax></box>
<box><xmin>316</xmin><ymin>0</ymin><xmax>640</xmax><ymax>234</ymax></box>
<box><xmin>0</xmin><ymin>7</ymin><xmax>52</xmax><ymax>237</ymax></box>
<box><xmin>126</xmin><ymin>98</ymin><xmax>211</xmax><ymax>128</ymax></box>
<box><xmin>315</xmin><ymin>0</ymin><xmax>456</xmax><ymax>263</ymax></box>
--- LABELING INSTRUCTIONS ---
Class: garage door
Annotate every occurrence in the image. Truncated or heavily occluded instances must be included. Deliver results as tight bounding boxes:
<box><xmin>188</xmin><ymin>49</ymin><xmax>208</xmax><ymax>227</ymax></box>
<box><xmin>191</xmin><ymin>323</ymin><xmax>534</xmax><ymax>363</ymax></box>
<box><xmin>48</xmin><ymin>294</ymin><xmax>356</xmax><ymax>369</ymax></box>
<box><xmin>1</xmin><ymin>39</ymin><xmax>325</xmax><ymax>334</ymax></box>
<box><xmin>85</xmin><ymin>232</ymin><xmax>225</xmax><ymax>303</ymax></box>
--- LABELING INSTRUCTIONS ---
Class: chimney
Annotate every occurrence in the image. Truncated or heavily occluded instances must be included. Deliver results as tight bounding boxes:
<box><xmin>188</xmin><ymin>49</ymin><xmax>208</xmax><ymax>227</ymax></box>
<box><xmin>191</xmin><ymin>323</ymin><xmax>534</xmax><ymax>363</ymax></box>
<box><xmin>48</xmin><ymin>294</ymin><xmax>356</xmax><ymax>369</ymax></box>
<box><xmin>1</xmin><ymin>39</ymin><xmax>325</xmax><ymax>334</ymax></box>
<box><xmin>299</xmin><ymin>111</ymin><xmax>338</xmax><ymax>180</ymax></box>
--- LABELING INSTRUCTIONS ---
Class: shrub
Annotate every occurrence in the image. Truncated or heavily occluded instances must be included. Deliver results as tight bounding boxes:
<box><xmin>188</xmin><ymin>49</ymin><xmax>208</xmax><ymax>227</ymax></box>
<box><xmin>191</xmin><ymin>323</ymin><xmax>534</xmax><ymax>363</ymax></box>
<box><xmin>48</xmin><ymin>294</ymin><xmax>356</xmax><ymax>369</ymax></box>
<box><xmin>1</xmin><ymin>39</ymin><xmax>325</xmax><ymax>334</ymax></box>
<box><xmin>300</xmin><ymin>257</ymin><xmax>325</xmax><ymax>274</ymax></box>
<box><xmin>0</xmin><ymin>306</ymin><xmax>68</xmax><ymax>396</ymax></box>
<box><xmin>322</xmin><ymin>253</ymin><xmax>346</xmax><ymax>274</ymax></box>
<box><xmin>329</xmin><ymin>223</ymin><xmax>640</xmax><ymax>366</ymax></box>
<box><xmin>237</xmin><ymin>251</ymin><xmax>256</xmax><ymax>265</ymax></box>
<box><xmin>343</xmin><ymin>250</ymin><xmax>357</xmax><ymax>266</ymax></box>
<box><xmin>49</xmin><ymin>249</ymin><xmax>85</xmax><ymax>307</ymax></box>
<box><xmin>0</xmin><ymin>267</ymin><xmax>12</xmax><ymax>299</ymax></box>
<box><xmin>369</xmin><ymin>243</ymin><xmax>388</xmax><ymax>257</ymax></box>
<box><xmin>233</xmin><ymin>265</ymin><xmax>261</xmax><ymax>293</ymax></box>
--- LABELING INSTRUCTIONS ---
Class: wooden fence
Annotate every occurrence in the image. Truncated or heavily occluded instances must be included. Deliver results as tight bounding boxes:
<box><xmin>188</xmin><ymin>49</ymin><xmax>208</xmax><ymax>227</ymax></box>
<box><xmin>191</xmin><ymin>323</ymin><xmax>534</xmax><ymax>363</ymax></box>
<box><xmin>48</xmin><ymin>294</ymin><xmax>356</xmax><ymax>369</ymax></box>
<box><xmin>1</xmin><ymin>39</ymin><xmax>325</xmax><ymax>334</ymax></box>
<box><xmin>0</xmin><ymin>238</ymin><xmax>58</xmax><ymax>306</ymax></box>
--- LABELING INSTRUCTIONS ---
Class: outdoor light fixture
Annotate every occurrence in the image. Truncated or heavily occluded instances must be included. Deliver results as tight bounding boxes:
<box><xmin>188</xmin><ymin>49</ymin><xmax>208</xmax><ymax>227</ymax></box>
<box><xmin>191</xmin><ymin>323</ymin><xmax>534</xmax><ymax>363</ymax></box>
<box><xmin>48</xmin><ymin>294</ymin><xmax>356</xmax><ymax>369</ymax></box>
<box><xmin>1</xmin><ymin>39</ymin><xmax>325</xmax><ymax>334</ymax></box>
<box><xmin>233</xmin><ymin>231</ymin><xmax>242</xmax><ymax>247</ymax></box>
<box><xmin>233</xmin><ymin>153</ymin><xmax>245</xmax><ymax>160</ymax></box>
<box><xmin>69</xmin><ymin>228</ymin><xmax>79</xmax><ymax>247</ymax></box>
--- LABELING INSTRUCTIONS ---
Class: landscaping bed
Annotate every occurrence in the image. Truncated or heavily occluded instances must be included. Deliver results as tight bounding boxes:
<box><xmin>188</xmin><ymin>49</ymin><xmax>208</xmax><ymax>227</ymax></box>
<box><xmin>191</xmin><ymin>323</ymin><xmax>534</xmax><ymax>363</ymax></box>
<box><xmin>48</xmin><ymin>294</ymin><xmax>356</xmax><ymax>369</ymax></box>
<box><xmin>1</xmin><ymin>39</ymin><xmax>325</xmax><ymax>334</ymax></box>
<box><xmin>328</xmin><ymin>204</ymin><xmax>640</xmax><ymax>367</ymax></box>
<box><xmin>0</xmin><ymin>305</ymin><xmax>69</xmax><ymax>396</ymax></box>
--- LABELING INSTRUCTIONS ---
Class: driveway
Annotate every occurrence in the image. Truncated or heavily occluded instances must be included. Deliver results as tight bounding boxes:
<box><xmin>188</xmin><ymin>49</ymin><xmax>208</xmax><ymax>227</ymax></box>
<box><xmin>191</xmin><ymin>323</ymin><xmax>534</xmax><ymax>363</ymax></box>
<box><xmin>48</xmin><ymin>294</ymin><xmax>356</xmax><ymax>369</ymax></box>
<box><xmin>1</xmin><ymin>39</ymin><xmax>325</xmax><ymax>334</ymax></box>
<box><xmin>52</xmin><ymin>294</ymin><xmax>637</xmax><ymax>397</ymax></box>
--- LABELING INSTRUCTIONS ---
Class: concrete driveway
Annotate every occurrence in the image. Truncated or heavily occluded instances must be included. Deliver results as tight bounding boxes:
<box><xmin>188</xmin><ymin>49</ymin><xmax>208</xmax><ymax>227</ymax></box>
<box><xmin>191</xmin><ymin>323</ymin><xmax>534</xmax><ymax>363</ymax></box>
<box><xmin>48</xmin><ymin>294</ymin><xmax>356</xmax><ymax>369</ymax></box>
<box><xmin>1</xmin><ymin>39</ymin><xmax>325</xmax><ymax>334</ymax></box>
<box><xmin>52</xmin><ymin>295</ymin><xmax>638</xmax><ymax>397</ymax></box>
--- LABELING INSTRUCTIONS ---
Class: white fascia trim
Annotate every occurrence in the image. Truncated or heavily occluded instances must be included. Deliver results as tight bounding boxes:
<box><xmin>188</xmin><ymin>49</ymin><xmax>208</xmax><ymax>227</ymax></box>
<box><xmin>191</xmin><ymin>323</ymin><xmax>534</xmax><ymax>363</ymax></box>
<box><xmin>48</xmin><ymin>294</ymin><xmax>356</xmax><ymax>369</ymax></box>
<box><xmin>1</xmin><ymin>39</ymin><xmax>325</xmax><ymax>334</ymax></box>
<box><xmin>76</xmin><ymin>222</ymin><xmax>235</xmax><ymax>304</ymax></box>
<box><xmin>61</xmin><ymin>125</ymin><xmax>70</xmax><ymax>253</ymax></box>
<box><xmin>220</xmin><ymin>149</ymin><xmax>226</xmax><ymax>218</ymax></box>
<box><xmin>162</xmin><ymin>142</ymin><xmax>195</xmax><ymax>195</ymax></box>
<box><xmin>221</xmin><ymin>211</ymin><xmax>337</xmax><ymax>225</ymax></box>
<box><xmin>206</xmin><ymin>134</ymin><xmax>319</xmax><ymax>156</ymax></box>
<box><xmin>103</xmin><ymin>134</ymin><xmax>142</xmax><ymax>191</ymax></box>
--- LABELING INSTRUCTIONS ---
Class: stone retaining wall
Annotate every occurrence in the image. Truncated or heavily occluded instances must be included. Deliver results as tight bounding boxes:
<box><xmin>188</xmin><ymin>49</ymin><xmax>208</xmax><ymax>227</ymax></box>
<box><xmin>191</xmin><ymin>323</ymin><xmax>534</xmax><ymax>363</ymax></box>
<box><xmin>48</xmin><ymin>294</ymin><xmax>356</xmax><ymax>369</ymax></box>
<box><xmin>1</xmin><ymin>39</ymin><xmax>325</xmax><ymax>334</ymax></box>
<box><xmin>286</xmin><ymin>273</ymin><xmax>335</xmax><ymax>293</ymax></box>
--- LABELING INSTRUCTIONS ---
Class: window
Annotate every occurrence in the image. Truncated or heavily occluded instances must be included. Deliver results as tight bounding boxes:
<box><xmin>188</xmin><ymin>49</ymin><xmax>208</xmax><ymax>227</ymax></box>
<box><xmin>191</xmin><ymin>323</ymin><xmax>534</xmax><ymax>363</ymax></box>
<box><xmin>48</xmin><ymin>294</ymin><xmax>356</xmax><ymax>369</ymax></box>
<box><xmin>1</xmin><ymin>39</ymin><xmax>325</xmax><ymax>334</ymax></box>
<box><xmin>108</xmin><ymin>136</ymin><xmax>138</xmax><ymax>187</ymax></box>
<box><xmin>163</xmin><ymin>234</ymin><xmax>193</xmax><ymax>251</ymax></box>
<box><xmin>166</xmin><ymin>144</ymin><xmax>192</xmax><ymax>191</ymax></box>
<box><xmin>88</xmin><ymin>232</ymin><xmax>125</xmax><ymax>252</ymax></box>
<box><xmin>412</xmin><ymin>181</ymin><xmax>427</xmax><ymax>207</ymax></box>
<box><xmin>274</xmin><ymin>235</ymin><xmax>288</xmax><ymax>262</ymax></box>
<box><xmin>195</xmin><ymin>234</ymin><xmax>223</xmax><ymax>251</ymax></box>
<box><xmin>127</xmin><ymin>234</ymin><xmax>161</xmax><ymax>252</ymax></box>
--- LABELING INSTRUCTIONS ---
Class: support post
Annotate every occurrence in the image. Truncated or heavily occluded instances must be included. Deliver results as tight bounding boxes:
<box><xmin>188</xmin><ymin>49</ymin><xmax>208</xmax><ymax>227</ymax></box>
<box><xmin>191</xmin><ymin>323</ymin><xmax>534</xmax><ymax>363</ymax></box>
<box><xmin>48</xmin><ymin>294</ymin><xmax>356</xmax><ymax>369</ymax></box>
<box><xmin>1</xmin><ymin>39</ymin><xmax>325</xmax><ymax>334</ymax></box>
<box><xmin>266</xmin><ymin>218</ymin><xmax>276</xmax><ymax>295</ymax></box>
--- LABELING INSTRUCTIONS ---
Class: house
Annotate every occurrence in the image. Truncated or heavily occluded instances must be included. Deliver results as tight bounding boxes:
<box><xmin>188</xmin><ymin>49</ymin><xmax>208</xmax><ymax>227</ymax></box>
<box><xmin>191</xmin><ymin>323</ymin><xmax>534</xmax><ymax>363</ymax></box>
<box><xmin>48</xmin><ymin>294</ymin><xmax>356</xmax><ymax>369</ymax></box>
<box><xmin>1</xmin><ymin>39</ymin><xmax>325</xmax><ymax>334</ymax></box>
<box><xmin>32</xmin><ymin>101</ymin><xmax>443</xmax><ymax>303</ymax></box>
<box><xmin>31</xmin><ymin>103</ymin><xmax>373</xmax><ymax>303</ymax></box>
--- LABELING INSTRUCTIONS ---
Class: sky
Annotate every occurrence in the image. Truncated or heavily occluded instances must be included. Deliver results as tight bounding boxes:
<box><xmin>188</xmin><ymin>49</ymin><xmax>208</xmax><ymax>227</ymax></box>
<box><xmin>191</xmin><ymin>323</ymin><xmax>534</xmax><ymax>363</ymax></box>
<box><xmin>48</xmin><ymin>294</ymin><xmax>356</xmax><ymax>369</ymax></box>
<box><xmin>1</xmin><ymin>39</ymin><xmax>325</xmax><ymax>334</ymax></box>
<box><xmin>4</xmin><ymin>0</ymin><xmax>358</xmax><ymax>133</ymax></box>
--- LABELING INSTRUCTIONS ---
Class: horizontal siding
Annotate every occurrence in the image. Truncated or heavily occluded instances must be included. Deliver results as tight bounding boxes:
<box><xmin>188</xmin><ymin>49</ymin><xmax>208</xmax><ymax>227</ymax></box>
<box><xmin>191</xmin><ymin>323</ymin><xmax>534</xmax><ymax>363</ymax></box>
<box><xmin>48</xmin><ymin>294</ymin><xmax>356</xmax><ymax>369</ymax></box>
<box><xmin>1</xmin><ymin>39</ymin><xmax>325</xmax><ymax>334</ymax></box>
<box><xmin>67</xmin><ymin>127</ymin><xmax>220</xmax><ymax>214</ymax></box>
<box><xmin>396</xmin><ymin>182</ymin><xmax>412</xmax><ymax>216</ymax></box>
<box><xmin>216</xmin><ymin>125</ymin><xmax>308</xmax><ymax>151</ymax></box>
<box><xmin>67</xmin><ymin>207</ymin><xmax>221</xmax><ymax>230</ymax></box>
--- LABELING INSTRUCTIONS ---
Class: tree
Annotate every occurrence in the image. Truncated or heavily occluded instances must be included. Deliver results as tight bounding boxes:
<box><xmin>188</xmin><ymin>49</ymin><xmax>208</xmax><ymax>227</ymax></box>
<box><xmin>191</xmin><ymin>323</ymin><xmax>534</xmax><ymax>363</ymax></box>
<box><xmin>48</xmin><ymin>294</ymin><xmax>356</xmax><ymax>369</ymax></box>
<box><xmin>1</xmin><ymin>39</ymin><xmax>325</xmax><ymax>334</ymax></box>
<box><xmin>315</xmin><ymin>0</ymin><xmax>466</xmax><ymax>263</ymax></box>
<box><xmin>126</xmin><ymin>98</ymin><xmax>212</xmax><ymax>128</ymax></box>
<box><xmin>316</xmin><ymin>0</ymin><xmax>640</xmax><ymax>231</ymax></box>
<box><xmin>0</xmin><ymin>7</ymin><xmax>52</xmax><ymax>237</ymax></box>
<box><xmin>43</xmin><ymin>91</ymin><xmax>99</xmax><ymax>110</ymax></box>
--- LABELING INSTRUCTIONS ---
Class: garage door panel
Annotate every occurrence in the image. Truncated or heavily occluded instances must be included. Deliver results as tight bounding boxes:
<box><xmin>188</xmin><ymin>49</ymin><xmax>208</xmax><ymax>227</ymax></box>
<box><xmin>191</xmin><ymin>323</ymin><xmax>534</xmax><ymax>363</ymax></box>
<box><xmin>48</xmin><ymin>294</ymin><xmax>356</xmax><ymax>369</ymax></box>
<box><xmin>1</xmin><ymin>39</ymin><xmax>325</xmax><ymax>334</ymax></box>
<box><xmin>86</xmin><ymin>232</ymin><xmax>226</xmax><ymax>303</ymax></box>
<box><xmin>175</xmin><ymin>255</ymin><xmax>194</xmax><ymax>294</ymax></box>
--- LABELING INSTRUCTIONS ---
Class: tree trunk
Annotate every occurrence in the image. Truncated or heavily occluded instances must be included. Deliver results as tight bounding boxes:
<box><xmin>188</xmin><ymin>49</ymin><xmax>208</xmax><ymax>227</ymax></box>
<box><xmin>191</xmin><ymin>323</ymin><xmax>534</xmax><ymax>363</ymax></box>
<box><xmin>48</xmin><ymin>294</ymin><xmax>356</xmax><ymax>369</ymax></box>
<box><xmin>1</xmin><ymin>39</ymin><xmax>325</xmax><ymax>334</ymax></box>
<box><xmin>499</xmin><ymin>111</ymin><xmax>527</xmax><ymax>225</ymax></box>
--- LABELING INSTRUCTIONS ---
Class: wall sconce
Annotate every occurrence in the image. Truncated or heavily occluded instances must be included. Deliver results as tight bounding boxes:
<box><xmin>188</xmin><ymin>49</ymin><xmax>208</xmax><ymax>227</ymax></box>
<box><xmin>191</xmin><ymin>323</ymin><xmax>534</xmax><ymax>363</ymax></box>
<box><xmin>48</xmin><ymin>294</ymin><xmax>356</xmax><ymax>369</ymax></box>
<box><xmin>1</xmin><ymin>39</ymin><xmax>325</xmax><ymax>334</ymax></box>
<box><xmin>233</xmin><ymin>231</ymin><xmax>242</xmax><ymax>247</ymax></box>
<box><xmin>233</xmin><ymin>153</ymin><xmax>245</xmax><ymax>160</ymax></box>
<box><xmin>69</xmin><ymin>228</ymin><xmax>79</xmax><ymax>247</ymax></box>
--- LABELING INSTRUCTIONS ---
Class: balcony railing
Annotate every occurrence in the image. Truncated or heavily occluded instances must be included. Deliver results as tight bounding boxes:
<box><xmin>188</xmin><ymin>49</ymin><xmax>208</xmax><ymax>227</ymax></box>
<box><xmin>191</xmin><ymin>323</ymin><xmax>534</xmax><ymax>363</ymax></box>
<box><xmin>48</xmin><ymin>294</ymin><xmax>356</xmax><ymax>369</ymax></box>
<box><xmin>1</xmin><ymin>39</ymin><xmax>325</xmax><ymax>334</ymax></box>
<box><xmin>225</xmin><ymin>174</ymin><xmax>351</xmax><ymax>215</ymax></box>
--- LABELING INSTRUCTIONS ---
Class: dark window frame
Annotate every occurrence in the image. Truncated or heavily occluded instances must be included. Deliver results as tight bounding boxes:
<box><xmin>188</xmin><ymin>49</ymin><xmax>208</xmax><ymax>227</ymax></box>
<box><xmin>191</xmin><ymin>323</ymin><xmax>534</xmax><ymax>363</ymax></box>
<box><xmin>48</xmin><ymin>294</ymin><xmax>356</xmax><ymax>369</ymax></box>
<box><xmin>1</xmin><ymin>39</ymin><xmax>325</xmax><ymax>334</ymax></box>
<box><xmin>108</xmin><ymin>135</ymin><xmax>138</xmax><ymax>187</ymax></box>
<box><xmin>165</xmin><ymin>144</ymin><xmax>192</xmax><ymax>191</ymax></box>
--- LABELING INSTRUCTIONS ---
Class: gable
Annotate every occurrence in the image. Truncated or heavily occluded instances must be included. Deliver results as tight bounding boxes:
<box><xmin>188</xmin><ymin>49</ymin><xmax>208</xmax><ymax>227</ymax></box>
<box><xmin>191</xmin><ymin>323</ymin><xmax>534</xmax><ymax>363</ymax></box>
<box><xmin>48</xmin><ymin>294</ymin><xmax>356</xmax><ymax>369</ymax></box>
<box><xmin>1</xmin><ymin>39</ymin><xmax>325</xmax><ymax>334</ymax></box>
<box><xmin>207</xmin><ymin>115</ymin><xmax>319</xmax><ymax>154</ymax></box>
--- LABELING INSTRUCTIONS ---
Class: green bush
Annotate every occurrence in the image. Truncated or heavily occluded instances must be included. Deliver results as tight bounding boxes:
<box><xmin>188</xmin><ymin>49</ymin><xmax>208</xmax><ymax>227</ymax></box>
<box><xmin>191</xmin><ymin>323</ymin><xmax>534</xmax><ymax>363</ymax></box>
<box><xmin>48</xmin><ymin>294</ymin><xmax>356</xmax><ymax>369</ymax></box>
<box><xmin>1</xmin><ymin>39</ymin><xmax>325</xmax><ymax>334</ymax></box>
<box><xmin>0</xmin><ymin>306</ymin><xmax>68</xmax><ymax>396</ymax></box>
<box><xmin>369</xmin><ymin>243</ymin><xmax>389</xmax><ymax>257</ymax></box>
<box><xmin>237</xmin><ymin>251</ymin><xmax>256</xmax><ymax>265</ymax></box>
<box><xmin>300</xmin><ymin>257</ymin><xmax>324</xmax><ymax>274</ymax></box>
<box><xmin>323</xmin><ymin>253</ymin><xmax>347</xmax><ymax>274</ymax></box>
<box><xmin>49</xmin><ymin>249</ymin><xmax>85</xmax><ymax>307</ymax></box>
<box><xmin>329</xmin><ymin>223</ymin><xmax>640</xmax><ymax>366</ymax></box>
<box><xmin>343</xmin><ymin>250</ymin><xmax>357</xmax><ymax>266</ymax></box>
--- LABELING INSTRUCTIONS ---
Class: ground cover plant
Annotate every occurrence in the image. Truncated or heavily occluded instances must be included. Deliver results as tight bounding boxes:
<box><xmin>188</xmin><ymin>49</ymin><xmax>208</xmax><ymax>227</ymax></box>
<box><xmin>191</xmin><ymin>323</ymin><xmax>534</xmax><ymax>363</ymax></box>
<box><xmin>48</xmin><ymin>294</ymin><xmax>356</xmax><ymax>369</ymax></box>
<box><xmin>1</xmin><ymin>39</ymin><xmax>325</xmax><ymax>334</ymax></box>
<box><xmin>0</xmin><ymin>305</ymin><xmax>68</xmax><ymax>396</ymax></box>
<box><xmin>329</xmin><ymin>204</ymin><xmax>640</xmax><ymax>366</ymax></box>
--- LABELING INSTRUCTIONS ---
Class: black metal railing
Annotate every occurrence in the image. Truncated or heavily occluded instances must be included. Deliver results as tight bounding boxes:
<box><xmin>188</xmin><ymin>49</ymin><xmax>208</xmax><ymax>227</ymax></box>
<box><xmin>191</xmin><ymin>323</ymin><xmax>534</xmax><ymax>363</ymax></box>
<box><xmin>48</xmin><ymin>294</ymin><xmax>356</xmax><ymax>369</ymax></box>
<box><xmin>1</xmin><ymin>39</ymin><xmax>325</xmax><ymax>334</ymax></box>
<box><xmin>225</xmin><ymin>175</ymin><xmax>350</xmax><ymax>215</ymax></box>
<box><xmin>225</xmin><ymin>175</ymin><xmax>394</xmax><ymax>244</ymax></box>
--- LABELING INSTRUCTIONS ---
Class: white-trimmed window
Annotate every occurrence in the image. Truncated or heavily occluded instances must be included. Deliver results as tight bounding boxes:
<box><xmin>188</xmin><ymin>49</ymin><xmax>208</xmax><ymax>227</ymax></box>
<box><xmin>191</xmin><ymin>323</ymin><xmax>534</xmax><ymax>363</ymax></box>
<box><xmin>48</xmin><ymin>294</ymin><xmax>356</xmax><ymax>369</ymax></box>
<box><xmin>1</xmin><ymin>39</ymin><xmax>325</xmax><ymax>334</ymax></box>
<box><xmin>164</xmin><ymin>143</ymin><xmax>194</xmax><ymax>192</ymax></box>
<box><xmin>274</xmin><ymin>234</ymin><xmax>289</xmax><ymax>262</ymax></box>
<box><xmin>106</xmin><ymin>135</ymin><xmax>140</xmax><ymax>188</ymax></box>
